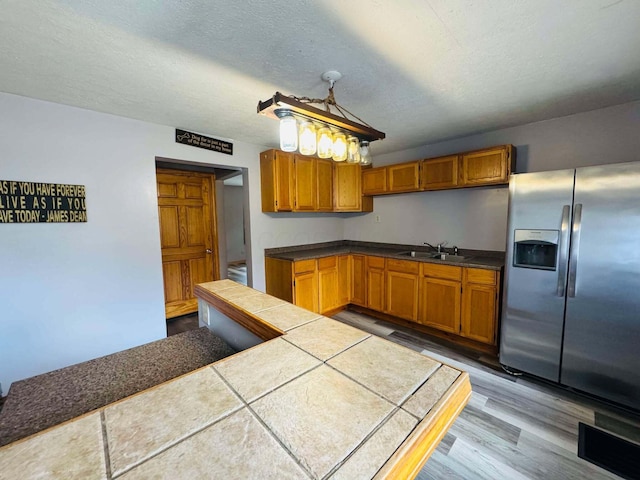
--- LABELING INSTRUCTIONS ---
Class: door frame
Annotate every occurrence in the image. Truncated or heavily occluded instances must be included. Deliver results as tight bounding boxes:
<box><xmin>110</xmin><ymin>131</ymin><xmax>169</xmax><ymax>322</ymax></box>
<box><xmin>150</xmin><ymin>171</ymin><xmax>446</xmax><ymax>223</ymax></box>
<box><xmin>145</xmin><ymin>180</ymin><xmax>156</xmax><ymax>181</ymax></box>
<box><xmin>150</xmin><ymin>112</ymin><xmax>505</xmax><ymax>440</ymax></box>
<box><xmin>155</xmin><ymin>157</ymin><xmax>253</xmax><ymax>290</ymax></box>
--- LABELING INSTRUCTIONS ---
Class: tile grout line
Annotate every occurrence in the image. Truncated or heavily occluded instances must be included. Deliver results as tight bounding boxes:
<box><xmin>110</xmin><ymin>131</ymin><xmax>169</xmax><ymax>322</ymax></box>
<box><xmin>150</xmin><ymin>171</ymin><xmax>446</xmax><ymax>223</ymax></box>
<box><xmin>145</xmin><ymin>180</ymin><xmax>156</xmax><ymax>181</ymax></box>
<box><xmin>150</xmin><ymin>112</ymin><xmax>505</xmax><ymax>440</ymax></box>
<box><xmin>209</xmin><ymin>367</ymin><xmax>315</xmax><ymax>479</ymax></box>
<box><xmin>99</xmin><ymin>411</ymin><xmax>113</xmax><ymax>480</ymax></box>
<box><xmin>108</xmin><ymin>370</ymin><xmax>246</xmax><ymax>478</ymax></box>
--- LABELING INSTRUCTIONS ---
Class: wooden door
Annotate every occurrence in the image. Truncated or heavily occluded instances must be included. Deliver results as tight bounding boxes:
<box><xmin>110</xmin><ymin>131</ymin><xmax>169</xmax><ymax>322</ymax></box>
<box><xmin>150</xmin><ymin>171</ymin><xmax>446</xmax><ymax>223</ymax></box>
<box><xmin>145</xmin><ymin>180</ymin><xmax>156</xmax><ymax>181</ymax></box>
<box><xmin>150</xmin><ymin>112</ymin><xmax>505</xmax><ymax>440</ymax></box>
<box><xmin>294</xmin><ymin>155</ymin><xmax>317</xmax><ymax>210</ymax></box>
<box><xmin>351</xmin><ymin>254</ymin><xmax>367</xmax><ymax>306</ymax></box>
<box><xmin>366</xmin><ymin>256</ymin><xmax>386</xmax><ymax>311</ymax></box>
<box><xmin>316</xmin><ymin>159</ymin><xmax>334</xmax><ymax>211</ymax></box>
<box><xmin>421</xmin><ymin>156</ymin><xmax>459</xmax><ymax>190</ymax></box>
<box><xmin>418</xmin><ymin>276</ymin><xmax>461</xmax><ymax>334</ymax></box>
<box><xmin>388</xmin><ymin>162</ymin><xmax>420</xmax><ymax>193</ymax></box>
<box><xmin>157</xmin><ymin>169</ymin><xmax>218</xmax><ymax>318</ymax></box>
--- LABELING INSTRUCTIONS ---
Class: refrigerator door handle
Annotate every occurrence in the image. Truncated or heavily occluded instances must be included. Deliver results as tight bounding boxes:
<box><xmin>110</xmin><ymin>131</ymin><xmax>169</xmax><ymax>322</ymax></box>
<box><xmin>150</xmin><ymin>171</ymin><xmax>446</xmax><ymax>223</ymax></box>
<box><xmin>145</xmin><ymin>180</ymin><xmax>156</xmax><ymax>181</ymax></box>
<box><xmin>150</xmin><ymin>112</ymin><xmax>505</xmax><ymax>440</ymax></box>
<box><xmin>557</xmin><ymin>205</ymin><xmax>571</xmax><ymax>297</ymax></box>
<box><xmin>567</xmin><ymin>203</ymin><xmax>583</xmax><ymax>297</ymax></box>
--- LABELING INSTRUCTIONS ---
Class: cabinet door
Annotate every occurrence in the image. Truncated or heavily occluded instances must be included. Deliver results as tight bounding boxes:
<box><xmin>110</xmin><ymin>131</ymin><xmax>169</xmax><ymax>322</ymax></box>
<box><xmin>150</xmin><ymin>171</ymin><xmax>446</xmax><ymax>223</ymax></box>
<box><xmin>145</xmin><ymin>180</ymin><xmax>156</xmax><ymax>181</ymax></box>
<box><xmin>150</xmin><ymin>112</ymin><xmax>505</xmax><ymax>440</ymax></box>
<box><xmin>362</xmin><ymin>168</ymin><xmax>387</xmax><ymax>195</ymax></box>
<box><xmin>388</xmin><ymin>162</ymin><xmax>420</xmax><ymax>193</ymax></box>
<box><xmin>316</xmin><ymin>159</ymin><xmax>334</xmax><ymax>211</ymax></box>
<box><xmin>418</xmin><ymin>276</ymin><xmax>461</xmax><ymax>333</ymax></box>
<box><xmin>318</xmin><ymin>256</ymin><xmax>339</xmax><ymax>314</ymax></box>
<box><xmin>294</xmin><ymin>155</ymin><xmax>317</xmax><ymax>210</ymax></box>
<box><xmin>386</xmin><ymin>270</ymin><xmax>419</xmax><ymax>321</ymax></box>
<box><xmin>421</xmin><ymin>155</ymin><xmax>459</xmax><ymax>190</ymax></box>
<box><xmin>260</xmin><ymin>149</ymin><xmax>294</xmax><ymax>212</ymax></box>
<box><xmin>334</xmin><ymin>163</ymin><xmax>362</xmax><ymax>211</ymax></box>
<box><xmin>460</xmin><ymin>146</ymin><xmax>510</xmax><ymax>186</ymax></box>
<box><xmin>338</xmin><ymin>254</ymin><xmax>351</xmax><ymax>306</ymax></box>
<box><xmin>366</xmin><ymin>256</ymin><xmax>386</xmax><ymax>311</ymax></box>
<box><xmin>351</xmin><ymin>254</ymin><xmax>367</xmax><ymax>306</ymax></box>
<box><xmin>294</xmin><ymin>271</ymin><xmax>318</xmax><ymax>312</ymax></box>
<box><xmin>461</xmin><ymin>268</ymin><xmax>498</xmax><ymax>345</ymax></box>
<box><xmin>461</xmin><ymin>283</ymin><xmax>497</xmax><ymax>344</ymax></box>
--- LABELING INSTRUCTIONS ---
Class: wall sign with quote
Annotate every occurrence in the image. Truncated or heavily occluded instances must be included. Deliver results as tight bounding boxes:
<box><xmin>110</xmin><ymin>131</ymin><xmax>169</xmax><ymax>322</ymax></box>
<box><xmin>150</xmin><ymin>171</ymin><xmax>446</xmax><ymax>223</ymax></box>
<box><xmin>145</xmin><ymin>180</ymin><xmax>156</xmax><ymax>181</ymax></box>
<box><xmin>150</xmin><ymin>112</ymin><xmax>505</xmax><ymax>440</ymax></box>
<box><xmin>175</xmin><ymin>129</ymin><xmax>233</xmax><ymax>155</ymax></box>
<box><xmin>0</xmin><ymin>180</ymin><xmax>87</xmax><ymax>223</ymax></box>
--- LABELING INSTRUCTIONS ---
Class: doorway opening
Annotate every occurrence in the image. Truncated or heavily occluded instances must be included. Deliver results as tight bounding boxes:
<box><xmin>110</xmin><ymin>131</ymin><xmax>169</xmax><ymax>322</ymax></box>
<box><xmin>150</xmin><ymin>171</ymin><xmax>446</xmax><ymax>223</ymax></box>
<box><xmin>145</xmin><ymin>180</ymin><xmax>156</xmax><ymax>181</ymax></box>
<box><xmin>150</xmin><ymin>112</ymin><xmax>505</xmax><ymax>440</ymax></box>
<box><xmin>155</xmin><ymin>158</ymin><xmax>252</xmax><ymax>332</ymax></box>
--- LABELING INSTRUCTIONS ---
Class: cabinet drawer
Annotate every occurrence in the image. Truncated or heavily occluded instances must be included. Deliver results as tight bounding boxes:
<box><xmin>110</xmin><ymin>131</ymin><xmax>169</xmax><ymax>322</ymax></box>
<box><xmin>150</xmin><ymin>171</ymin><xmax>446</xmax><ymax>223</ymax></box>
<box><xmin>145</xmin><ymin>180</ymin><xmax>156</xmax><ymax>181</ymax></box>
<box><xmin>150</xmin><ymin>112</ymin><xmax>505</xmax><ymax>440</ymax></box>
<box><xmin>294</xmin><ymin>259</ymin><xmax>316</xmax><ymax>274</ymax></box>
<box><xmin>464</xmin><ymin>268</ymin><xmax>496</xmax><ymax>285</ymax></box>
<box><xmin>386</xmin><ymin>258</ymin><xmax>419</xmax><ymax>274</ymax></box>
<box><xmin>367</xmin><ymin>256</ymin><xmax>386</xmax><ymax>269</ymax></box>
<box><xmin>421</xmin><ymin>263</ymin><xmax>462</xmax><ymax>281</ymax></box>
<box><xmin>318</xmin><ymin>256</ymin><xmax>337</xmax><ymax>270</ymax></box>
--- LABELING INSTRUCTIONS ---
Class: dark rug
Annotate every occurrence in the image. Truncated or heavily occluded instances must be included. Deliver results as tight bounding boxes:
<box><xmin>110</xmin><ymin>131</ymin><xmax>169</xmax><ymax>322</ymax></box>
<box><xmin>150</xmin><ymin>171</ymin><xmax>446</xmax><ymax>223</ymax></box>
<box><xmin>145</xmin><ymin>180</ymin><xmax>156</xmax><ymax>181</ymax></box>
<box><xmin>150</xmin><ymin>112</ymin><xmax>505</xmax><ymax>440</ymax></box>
<box><xmin>0</xmin><ymin>327</ymin><xmax>235</xmax><ymax>447</ymax></box>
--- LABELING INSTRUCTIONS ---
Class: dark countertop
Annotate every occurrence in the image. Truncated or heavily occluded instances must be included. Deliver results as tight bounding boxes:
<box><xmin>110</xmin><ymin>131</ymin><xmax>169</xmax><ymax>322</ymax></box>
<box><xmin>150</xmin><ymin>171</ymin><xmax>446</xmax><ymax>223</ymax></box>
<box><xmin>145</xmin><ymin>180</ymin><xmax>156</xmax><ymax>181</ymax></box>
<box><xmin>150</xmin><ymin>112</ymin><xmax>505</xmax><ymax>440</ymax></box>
<box><xmin>265</xmin><ymin>240</ymin><xmax>505</xmax><ymax>270</ymax></box>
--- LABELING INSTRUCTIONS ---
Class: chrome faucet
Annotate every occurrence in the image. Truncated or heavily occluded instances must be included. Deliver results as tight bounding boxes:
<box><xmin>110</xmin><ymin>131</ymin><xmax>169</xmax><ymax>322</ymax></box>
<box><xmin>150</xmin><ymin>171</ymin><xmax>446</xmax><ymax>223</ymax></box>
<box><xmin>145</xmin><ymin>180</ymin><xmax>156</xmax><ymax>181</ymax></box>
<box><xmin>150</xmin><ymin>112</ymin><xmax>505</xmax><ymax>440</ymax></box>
<box><xmin>424</xmin><ymin>241</ymin><xmax>448</xmax><ymax>253</ymax></box>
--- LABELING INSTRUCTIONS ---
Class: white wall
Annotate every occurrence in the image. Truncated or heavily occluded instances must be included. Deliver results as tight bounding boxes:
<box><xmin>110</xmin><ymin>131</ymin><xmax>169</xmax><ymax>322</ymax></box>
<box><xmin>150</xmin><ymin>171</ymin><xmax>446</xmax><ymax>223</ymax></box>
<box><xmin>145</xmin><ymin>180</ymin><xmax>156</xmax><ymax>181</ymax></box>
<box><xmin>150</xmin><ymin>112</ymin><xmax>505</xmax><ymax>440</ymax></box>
<box><xmin>223</xmin><ymin>185</ymin><xmax>246</xmax><ymax>263</ymax></box>
<box><xmin>0</xmin><ymin>92</ymin><xmax>344</xmax><ymax>392</ymax></box>
<box><xmin>344</xmin><ymin>101</ymin><xmax>640</xmax><ymax>250</ymax></box>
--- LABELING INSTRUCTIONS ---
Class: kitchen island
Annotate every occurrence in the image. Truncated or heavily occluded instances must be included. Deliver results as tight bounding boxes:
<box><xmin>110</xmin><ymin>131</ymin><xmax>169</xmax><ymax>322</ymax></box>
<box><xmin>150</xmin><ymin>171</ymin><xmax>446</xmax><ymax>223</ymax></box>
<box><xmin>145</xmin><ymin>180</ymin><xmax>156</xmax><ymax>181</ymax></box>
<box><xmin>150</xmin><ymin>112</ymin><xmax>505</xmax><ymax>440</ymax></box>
<box><xmin>0</xmin><ymin>280</ymin><xmax>471</xmax><ymax>479</ymax></box>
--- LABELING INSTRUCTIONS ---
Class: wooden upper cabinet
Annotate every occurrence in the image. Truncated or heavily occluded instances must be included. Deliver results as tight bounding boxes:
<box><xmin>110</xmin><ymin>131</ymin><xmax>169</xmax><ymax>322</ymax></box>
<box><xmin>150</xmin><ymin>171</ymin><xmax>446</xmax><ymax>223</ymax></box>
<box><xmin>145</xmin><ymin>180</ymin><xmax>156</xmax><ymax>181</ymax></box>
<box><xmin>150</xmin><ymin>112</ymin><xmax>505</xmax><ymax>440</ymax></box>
<box><xmin>334</xmin><ymin>163</ymin><xmax>373</xmax><ymax>212</ymax></box>
<box><xmin>421</xmin><ymin>155</ymin><xmax>460</xmax><ymax>190</ymax></box>
<box><xmin>460</xmin><ymin>145</ymin><xmax>513</xmax><ymax>186</ymax></box>
<box><xmin>293</xmin><ymin>155</ymin><xmax>317</xmax><ymax>211</ymax></box>
<box><xmin>388</xmin><ymin>162</ymin><xmax>421</xmax><ymax>193</ymax></box>
<box><xmin>316</xmin><ymin>158</ymin><xmax>334</xmax><ymax>212</ymax></box>
<box><xmin>362</xmin><ymin>167</ymin><xmax>387</xmax><ymax>195</ymax></box>
<box><xmin>260</xmin><ymin>149</ymin><xmax>294</xmax><ymax>212</ymax></box>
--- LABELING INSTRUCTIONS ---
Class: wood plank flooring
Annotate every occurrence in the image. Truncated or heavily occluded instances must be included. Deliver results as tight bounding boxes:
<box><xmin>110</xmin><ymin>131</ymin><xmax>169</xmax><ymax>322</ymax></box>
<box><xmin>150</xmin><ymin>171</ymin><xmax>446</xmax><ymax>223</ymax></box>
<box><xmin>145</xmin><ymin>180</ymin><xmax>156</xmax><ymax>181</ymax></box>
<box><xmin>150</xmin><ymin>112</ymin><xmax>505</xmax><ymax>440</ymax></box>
<box><xmin>332</xmin><ymin>310</ymin><xmax>640</xmax><ymax>480</ymax></box>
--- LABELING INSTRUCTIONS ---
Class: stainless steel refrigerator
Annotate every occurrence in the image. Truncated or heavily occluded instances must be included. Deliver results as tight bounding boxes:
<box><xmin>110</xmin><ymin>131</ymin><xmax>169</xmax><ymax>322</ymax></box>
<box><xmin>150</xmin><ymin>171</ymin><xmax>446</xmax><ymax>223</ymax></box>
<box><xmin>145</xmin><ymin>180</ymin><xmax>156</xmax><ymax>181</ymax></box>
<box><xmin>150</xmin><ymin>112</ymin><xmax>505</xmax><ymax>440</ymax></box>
<box><xmin>500</xmin><ymin>161</ymin><xmax>640</xmax><ymax>411</ymax></box>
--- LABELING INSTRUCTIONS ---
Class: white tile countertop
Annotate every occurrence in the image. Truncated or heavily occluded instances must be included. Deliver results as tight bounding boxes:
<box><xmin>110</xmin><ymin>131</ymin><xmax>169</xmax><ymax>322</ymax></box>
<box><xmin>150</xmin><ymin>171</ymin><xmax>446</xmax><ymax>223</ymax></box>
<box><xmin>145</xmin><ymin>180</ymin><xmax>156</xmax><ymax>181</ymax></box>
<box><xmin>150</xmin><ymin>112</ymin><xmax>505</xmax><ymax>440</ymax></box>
<box><xmin>0</xmin><ymin>280</ymin><xmax>471</xmax><ymax>479</ymax></box>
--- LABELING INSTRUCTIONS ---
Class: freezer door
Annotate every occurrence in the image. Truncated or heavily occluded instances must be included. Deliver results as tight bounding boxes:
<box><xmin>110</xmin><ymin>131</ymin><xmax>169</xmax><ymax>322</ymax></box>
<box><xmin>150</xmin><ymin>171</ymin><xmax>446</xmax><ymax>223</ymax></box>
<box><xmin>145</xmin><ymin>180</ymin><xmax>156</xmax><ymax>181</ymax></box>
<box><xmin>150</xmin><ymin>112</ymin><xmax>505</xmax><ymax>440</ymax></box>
<box><xmin>500</xmin><ymin>169</ymin><xmax>575</xmax><ymax>381</ymax></box>
<box><xmin>561</xmin><ymin>161</ymin><xmax>640</xmax><ymax>410</ymax></box>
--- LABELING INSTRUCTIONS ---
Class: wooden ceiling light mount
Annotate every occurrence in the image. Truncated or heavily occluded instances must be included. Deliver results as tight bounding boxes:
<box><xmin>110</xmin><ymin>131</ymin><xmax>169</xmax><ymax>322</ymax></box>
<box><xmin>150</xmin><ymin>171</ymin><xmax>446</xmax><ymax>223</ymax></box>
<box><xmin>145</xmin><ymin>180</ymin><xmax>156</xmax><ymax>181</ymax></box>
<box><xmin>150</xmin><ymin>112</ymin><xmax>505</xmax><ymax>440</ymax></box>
<box><xmin>257</xmin><ymin>71</ymin><xmax>385</xmax><ymax>164</ymax></box>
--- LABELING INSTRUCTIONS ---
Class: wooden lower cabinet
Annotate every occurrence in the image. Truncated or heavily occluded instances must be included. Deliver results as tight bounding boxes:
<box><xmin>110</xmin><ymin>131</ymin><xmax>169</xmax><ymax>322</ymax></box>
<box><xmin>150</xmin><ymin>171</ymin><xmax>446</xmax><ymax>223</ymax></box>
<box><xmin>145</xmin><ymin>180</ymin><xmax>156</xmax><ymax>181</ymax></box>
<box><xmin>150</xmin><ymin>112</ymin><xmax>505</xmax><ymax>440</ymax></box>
<box><xmin>337</xmin><ymin>255</ymin><xmax>351</xmax><ymax>306</ymax></box>
<box><xmin>266</xmin><ymin>255</ymin><xmax>351</xmax><ymax>314</ymax></box>
<box><xmin>461</xmin><ymin>268</ymin><xmax>499</xmax><ymax>345</ymax></box>
<box><xmin>351</xmin><ymin>254</ymin><xmax>367</xmax><ymax>307</ymax></box>
<box><xmin>318</xmin><ymin>256</ymin><xmax>340</xmax><ymax>314</ymax></box>
<box><xmin>418</xmin><ymin>263</ymin><xmax>462</xmax><ymax>333</ymax></box>
<box><xmin>419</xmin><ymin>276</ymin><xmax>461</xmax><ymax>333</ymax></box>
<box><xmin>293</xmin><ymin>259</ymin><xmax>317</xmax><ymax>312</ymax></box>
<box><xmin>385</xmin><ymin>259</ymin><xmax>419</xmax><ymax>322</ymax></box>
<box><xmin>366</xmin><ymin>256</ymin><xmax>386</xmax><ymax>312</ymax></box>
<box><xmin>266</xmin><ymin>254</ymin><xmax>501</xmax><ymax>349</ymax></box>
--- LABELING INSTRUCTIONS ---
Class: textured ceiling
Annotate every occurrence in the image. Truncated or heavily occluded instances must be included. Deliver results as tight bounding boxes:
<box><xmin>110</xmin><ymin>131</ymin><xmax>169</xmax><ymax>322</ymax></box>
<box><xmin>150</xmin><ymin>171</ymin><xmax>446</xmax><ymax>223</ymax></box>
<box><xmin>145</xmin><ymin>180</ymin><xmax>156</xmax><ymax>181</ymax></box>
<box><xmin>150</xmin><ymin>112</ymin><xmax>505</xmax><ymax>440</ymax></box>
<box><xmin>1</xmin><ymin>0</ymin><xmax>640</xmax><ymax>155</ymax></box>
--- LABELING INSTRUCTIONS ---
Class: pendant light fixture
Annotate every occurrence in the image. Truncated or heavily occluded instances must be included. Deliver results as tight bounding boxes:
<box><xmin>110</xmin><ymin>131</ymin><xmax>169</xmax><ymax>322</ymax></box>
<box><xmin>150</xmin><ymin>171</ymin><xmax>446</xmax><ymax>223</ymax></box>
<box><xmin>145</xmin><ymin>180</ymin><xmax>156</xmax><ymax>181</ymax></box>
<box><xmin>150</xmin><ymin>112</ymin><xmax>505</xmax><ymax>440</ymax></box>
<box><xmin>258</xmin><ymin>71</ymin><xmax>385</xmax><ymax>165</ymax></box>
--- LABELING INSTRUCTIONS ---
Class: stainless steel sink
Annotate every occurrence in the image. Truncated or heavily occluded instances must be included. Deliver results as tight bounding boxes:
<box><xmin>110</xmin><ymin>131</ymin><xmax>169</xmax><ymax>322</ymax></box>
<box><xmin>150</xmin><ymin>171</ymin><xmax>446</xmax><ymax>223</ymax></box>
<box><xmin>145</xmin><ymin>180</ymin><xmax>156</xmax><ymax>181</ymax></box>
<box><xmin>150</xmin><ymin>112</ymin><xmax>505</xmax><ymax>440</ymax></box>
<box><xmin>435</xmin><ymin>254</ymin><xmax>468</xmax><ymax>262</ymax></box>
<box><xmin>397</xmin><ymin>251</ymin><xmax>468</xmax><ymax>262</ymax></box>
<box><xmin>397</xmin><ymin>251</ymin><xmax>439</xmax><ymax>258</ymax></box>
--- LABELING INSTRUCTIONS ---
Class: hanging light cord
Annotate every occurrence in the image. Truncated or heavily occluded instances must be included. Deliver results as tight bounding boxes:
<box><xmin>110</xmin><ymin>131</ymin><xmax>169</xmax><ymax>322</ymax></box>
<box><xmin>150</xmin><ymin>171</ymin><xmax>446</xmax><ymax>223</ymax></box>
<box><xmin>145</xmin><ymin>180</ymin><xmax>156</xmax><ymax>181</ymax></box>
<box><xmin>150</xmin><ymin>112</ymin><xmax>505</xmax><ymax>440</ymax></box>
<box><xmin>292</xmin><ymin>84</ymin><xmax>374</xmax><ymax>129</ymax></box>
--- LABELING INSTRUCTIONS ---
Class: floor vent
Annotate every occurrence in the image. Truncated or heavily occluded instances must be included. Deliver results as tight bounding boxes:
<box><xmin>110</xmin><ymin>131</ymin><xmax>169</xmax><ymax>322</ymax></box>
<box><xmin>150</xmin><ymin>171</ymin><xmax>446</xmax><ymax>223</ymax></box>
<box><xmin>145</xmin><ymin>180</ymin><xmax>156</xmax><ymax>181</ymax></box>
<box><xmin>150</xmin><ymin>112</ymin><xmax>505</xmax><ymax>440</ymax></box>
<box><xmin>578</xmin><ymin>422</ymin><xmax>640</xmax><ymax>480</ymax></box>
